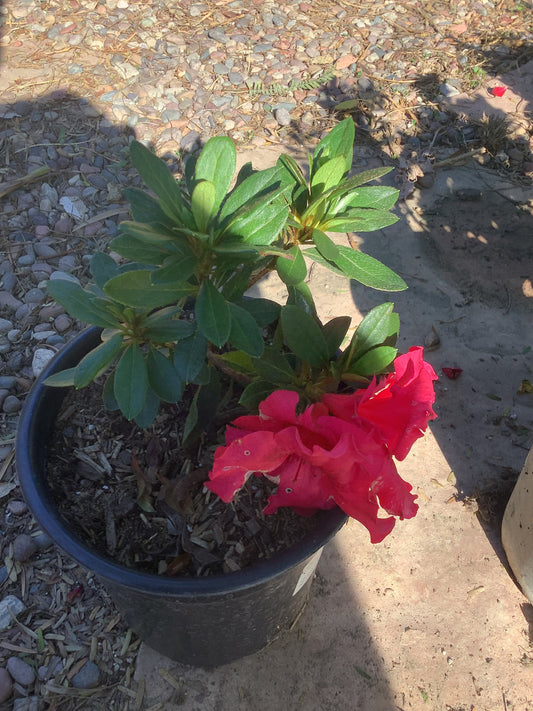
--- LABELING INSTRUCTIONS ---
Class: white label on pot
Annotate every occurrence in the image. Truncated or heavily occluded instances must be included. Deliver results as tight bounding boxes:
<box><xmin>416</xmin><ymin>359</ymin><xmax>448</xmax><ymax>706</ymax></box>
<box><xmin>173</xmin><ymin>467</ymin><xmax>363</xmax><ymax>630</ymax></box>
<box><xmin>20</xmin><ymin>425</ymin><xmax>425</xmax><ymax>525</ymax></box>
<box><xmin>292</xmin><ymin>548</ymin><xmax>324</xmax><ymax>596</ymax></box>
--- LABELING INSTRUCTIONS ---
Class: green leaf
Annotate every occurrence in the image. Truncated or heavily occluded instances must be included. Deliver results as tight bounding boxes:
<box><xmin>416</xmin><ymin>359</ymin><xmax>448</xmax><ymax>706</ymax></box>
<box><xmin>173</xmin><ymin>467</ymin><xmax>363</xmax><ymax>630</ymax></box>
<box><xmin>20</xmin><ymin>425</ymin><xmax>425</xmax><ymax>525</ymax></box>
<box><xmin>326</xmin><ymin>166</ymin><xmax>394</xmax><ymax>198</ymax></box>
<box><xmin>47</xmin><ymin>280</ymin><xmax>118</xmax><ymax>328</ymax></box>
<box><xmin>143</xmin><ymin>320</ymin><xmax>195</xmax><ymax>343</ymax></box>
<box><xmin>104</xmin><ymin>270</ymin><xmax>195</xmax><ymax>309</ymax></box>
<box><xmin>323</xmin><ymin>316</ymin><xmax>351</xmax><ymax>358</ymax></box>
<box><xmin>280</xmin><ymin>305</ymin><xmax>329</xmax><ymax>367</ymax></box>
<box><xmin>129</xmin><ymin>141</ymin><xmax>186</xmax><ymax>224</ymax></box>
<box><xmin>195</xmin><ymin>281</ymin><xmax>231</xmax><ymax>347</ymax></box>
<box><xmin>118</xmin><ymin>221</ymin><xmax>177</xmax><ymax>245</ymax></box>
<box><xmin>74</xmin><ymin>333</ymin><xmax>124</xmax><ymax>388</ymax></box>
<box><xmin>182</xmin><ymin>388</ymin><xmax>199</xmax><ymax>444</ymax></box>
<box><xmin>350</xmin><ymin>346</ymin><xmax>397</xmax><ymax>375</ymax></box>
<box><xmin>321</xmin><ymin>208</ymin><xmax>399</xmax><ymax>233</ymax></box>
<box><xmin>44</xmin><ymin>367</ymin><xmax>76</xmax><ymax>388</ymax></box>
<box><xmin>191</xmin><ymin>179</ymin><xmax>216</xmax><ymax>232</ymax></box>
<box><xmin>239</xmin><ymin>380</ymin><xmax>276</xmax><ymax>411</ymax></box>
<box><xmin>253</xmin><ymin>348</ymin><xmax>295</xmax><ymax>384</ymax></box>
<box><xmin>219</xmin><ymin>166</ymin><xmax>283</xmax><ymax>225</ymax></box>
<box><xmin>333</xmin><ymin>246</ymin><xmax>407</xmax><ymax>291</ymax></box>
<box><xmin>310</xmin><ymin>156</ymin><xmax>347</xmax><ymax>199</ymax></box>
<box><xmin>349</xmin><ymin>303</ymin><xmax>399</xmax><ymax>358</ymax></box>
<box><xmin>194</xmin><ymin>136</ymin><xmax>236</xmax><ymax>212</ymax></box>
<box><xmin>123</xmin><ymin>187</ymin><xmax>173</xmax><ymax>225</ymax></box>
<box><xmin>110</xmin><ymin>234</ymin><xmax>172</xmax><ymax>265</ymax></box>
<box><xmin>150</xmin><ymin>251</ymin><xmax>198</xmax><ymax>286</ymax></box>
<box><xmin>276</xmin><ymin>245</ymin><xmax>307</xmax><ymax>286</ymax></box>
<box><xmin>173</xmin><ymin>329</ymin><xmax>207</xmax><ymax>383</ymax></box>
<box><xmin>90</xmin><ymin>253</ymin><xmax>120</xmax><ymax>291</ymax></box>
<box><xmin>228</xmin><ymin>303</ymin><xmax>264</xmax><ymax>357</ymax></box>
<box><xmin>333</xmin><ymin>186</ymin><xmax>399</xmax><ymax>212</ymax></box>
<box><xmin>302</xmin><ymin>247</ymin><xmax>345</xmax><ymax>277</ymax></box>
<box><xmin>103</xmin><ymin>371</ymin><xmax>120</xmax><ymax>411</ymax></box>
<box><xmin>238</xmin><ymin>297</ymin><xmax>280</xmax><ymax>326</ymax></box>
<box><xmin>134</xmin><ymin>387</ymin><xmax>160</xmax><ymax>428</ymax></box>
<box><xmin>218</xmin><ymin>350</ymin><xmax>254</xmax><ymax>374</ymax></box>
<box><xmin>114</xmin><ymin>344</ymin><xmax>148</xmax><ymax>420</ymax></box>
<box><xmin>222</xmin><ymin>202</ymin><xmax>288</xmax><ymax>245</ymax></box>
<box><xmin>147</xmin><ymin>349</ymin><xmax>182</xmax><ymax>402</ymax></box>
<box><xmin>312</xmin><ymin>117</ymin><xmax>354</xmax><ymax>178</ymax></box>
<box><xmin>312</xmin><ymin>229</ymin><xmax>339</xmax><ymax>261</ymax></box>
<box><xmin>287</xmin><ymin>281</ymin><xmax>317</xmax><ymax>315</ymax></box>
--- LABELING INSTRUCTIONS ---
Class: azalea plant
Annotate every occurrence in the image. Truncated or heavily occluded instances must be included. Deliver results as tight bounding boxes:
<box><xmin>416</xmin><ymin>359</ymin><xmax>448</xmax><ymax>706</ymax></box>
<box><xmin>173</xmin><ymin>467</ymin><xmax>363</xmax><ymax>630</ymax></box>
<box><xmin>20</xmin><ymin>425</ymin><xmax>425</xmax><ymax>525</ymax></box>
<box><xmin>44</xmin><ymin>118</ymin><xmax>437</xmax><ymax>543</ymax></box>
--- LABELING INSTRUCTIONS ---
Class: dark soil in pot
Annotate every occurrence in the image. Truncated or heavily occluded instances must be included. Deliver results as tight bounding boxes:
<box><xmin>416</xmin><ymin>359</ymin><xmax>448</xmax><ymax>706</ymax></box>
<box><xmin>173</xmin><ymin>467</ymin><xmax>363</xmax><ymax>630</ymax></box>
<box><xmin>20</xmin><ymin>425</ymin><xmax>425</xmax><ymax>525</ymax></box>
<box><xmin>45</xmin><ymin>379</ymin><xmax>320</xmax><ymax>578</ymax></box>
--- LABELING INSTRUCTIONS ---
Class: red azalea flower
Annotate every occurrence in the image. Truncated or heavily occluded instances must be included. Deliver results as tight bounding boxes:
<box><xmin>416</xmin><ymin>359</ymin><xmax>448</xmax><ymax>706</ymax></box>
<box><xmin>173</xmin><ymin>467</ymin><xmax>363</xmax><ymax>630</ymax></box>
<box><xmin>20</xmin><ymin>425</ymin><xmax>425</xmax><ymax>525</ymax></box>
<box><xmin>324</xmin><ymin>347</ymin><xmax>438</xmax><ymax>460</ymax></box>
<box><xmin>490</xmin><ymin>86</ymin><xmax>507</xmax><ymax>97</ymax></box>
<box><xmin>207</xmin><ymin>354</ymin><xmax>435</xmax><ymax>542</ymax></box>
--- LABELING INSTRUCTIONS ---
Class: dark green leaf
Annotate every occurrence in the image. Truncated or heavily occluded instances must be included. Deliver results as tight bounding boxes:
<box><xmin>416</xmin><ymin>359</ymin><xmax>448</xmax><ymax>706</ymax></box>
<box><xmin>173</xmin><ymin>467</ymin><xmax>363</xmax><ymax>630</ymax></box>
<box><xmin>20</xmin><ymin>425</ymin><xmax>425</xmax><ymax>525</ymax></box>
<box><xmin>123</xmin><ymin>188</ymin><xmax>173</xmax><ymax>225</ymax></box>
<box><xmin>238</xmin><ymin>298</ymin><xmax>280</xmax><ymax>326</ymax></box>
<box><xmin>323</xmin><ymin>316</ymin><xmax>351</xmax><ymax>358</ymax></box>
<box><xmin>333</xmin><ymin>186</ymin><xmax>399</xmax><ymax>212</ymax></box>
<box><xmin>195</xmin><ymin>281</ymin><xmax>231</xmax><ymax>347</ymax></box>
<box><xmin>312</xmin><ymin>229</ymin><xmax>339</xmax><ymax>261</ymax></box>
<box><xmin>110</xmin><ymin>234</ymin><xmax>172</xmax><ymax>265</ymax></box>
<box><xmin>74</xmin><ymin>333</ymin><xmax>124</xmax><ymax>388</ymax></box>
<box><xmin>114</xmin><ymin>344</ymin><xmax>148</xmax><ymax>420</ymax></box>
<box><xmin>276</xmin><ymin>246</ymin><xmax>307</xmax><ymax>286</ymax></box>
<box><xmin>118</xmin><ymin>221</ymin><xmax>177</xmax><ymax>245</ymax></box>
<box><xmin>326</xmin><ymin>166</ymin><xmax>394</xmax><ymax>198</ymax></box>
<box><xmin>222</xmin><ymin>202</ymin><xmax>288</xmax><ymax>245</ymax></box>
<box><xmin>239</xmin><ymin>380</ymin><xmax>276</xmax><ymax>411</ymax></box>
<box><xmin>252</xmin><ymin>348</ymin><xmax>295</xmax><ymax>384</ymax></box>
<box><xmin>173</xmin><ymin>329</ymin><xmax>207</xmax><ymax>383</ymax></box>
<box><xmin>143</xmin><ymin>320</ymin><xmax>195</xmax><ymax>343</ymax></box>
<box><xmin>129</xmin><ymin>140</ymin><xmax>186</xmax><ymax>223</ymax></box>
<box><xmin>134</xmin><ymin>387</ymin><xmax>160</xmax><ymax>428</ymax></box>
<box><xmin>150</xmin><ymin>252</ymin><xmax>198</xmax><ymax>286</ymax></box>
<box><xmin>228</xmin><ymin>303</ymin><xmax>264</xmax><ymax>357</ymax></box>
<box><xmin>349</xmin><ymin>303</ymin><xmax>399</xmax><ymax>359</ymax></box>
<box><xmin>47</xmin><ymin>280</ymin><xmax>118</xmax><ymax>328</ymax></box>
<box><xmin>104</xmin><ymin>270</ymin><xmax>195</xmax><ymax>308</ymax></box>
<box><xmin>44</xmin><ymin>368</ymin><xmax>76</xmax><ymax>388</ymax></box>
<box><xmin>277</xmin><ymin>153</ymin><xmax>308</xmax><ymax>190</ymax></box>
<box><xmin>219</xmin><ymin>166</ymin><xmax>283</xmax><ymax>225</ymax></box>
<box><xmin>147</xmin><ymin>349</ymin><xmax>182</xmax><ymax>402</ymax></box>
<box><xmin>280</xmin><ymin>305</ymin><xmax>329</xmax><ymax>367</ymax></box>
<box><xmin>333</xmin><ymin>246</ymin><xmax>407</xmax><ymax>291</ymax></box>
<box><xmin>103</xmin><ymin>371</ymin><xmax>120</xmax><ymax>411</ymax></box>
<box><xmin>350</xmin><ymin>345</ymin><xmax>397</xmax><ymax>375</ymax></box>
<box><xmin>286</xmin><ymin>281</ymin><xmax>317</xmax><ymax>315</ymax></box>
<box><xmin>182</xmin><ymin>388</ymin><xmax>199</xmax><ymax>444</ymax></box>
<box><xmin>303</xmin><ymin>247</ymin><xmax>345</xmax><ymax>277</ymax></box>
<box><xmin>90</xmin><ymin>253</ymin><xmax>120</xmax><ymax>291</ymax></box>
<box><xmin>194</xmin><ymin>136</ymin><xmax>236</xmax><ymax>212</ymax></box>
<box><xmin>191</xmin><ymin>179</ymin><xmax>216</xmax><ymax>232</ymax></box>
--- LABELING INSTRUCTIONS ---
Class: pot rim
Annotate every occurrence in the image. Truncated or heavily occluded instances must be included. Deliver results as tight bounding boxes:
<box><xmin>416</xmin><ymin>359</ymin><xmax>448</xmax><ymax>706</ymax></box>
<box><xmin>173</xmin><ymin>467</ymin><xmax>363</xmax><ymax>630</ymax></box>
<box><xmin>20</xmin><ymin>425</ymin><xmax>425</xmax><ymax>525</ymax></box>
<box><xmin>16</xmin><ymin>327</ymin><xmax>347</xmax><ymax>597</ymax></box>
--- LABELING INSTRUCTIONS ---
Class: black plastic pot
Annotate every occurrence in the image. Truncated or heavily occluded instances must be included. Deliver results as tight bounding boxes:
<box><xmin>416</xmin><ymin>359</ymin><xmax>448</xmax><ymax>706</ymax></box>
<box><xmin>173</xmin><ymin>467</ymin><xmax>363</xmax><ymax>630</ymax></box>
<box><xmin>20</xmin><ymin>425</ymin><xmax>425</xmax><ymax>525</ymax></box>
<box><xmin>16</xmin><ymin>328</ymin><xmax>347</xmax><ymax>667</ymax></box>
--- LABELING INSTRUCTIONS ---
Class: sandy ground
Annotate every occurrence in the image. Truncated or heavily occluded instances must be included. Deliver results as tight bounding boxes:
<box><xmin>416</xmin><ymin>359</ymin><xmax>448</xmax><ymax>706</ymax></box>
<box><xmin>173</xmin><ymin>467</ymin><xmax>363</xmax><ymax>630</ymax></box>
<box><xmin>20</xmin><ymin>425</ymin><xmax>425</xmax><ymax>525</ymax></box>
<box><xmin>133</xmin><ymin>74</ymin><xmax>533</xmax><ymax>710</ymax></box>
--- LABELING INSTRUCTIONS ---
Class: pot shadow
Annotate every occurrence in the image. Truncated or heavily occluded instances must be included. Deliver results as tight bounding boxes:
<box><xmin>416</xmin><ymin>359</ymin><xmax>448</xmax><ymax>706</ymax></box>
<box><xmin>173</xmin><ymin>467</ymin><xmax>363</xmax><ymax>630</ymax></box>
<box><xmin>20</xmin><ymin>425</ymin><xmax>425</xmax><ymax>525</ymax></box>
<box><xmin>0</xmin><ymin>92</ymin><xmax>397</xmax><ymax>710</ymax></box>
<box><xmin>136</xmin><ymin>534</ymin><xmax>399</xmax><ymax>711</ymax></box>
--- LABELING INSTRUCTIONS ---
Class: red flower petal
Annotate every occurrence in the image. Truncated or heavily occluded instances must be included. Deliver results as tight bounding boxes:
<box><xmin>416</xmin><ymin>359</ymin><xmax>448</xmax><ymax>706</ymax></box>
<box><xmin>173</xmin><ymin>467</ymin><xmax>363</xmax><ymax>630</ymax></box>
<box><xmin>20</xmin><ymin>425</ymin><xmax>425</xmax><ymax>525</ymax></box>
<box><xmin>490</xmin><ymin>86</ymin><xmax>507</xmax><ymax>97</ymax></box>
<box><xmin>442</xmin><ymin>367</ymin><xmax>462</xmax><ymax>380</ymax></box>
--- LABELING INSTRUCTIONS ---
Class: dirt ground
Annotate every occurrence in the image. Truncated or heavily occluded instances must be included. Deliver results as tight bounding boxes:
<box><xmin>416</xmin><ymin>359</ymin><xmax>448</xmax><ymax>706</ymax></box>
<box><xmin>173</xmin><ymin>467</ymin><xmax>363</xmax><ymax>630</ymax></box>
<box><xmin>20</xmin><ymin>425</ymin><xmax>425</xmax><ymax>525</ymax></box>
<box><xmin>133</xmin><ymin>68</ymin><xmax>533</xmax><ymax>711</ymax></box>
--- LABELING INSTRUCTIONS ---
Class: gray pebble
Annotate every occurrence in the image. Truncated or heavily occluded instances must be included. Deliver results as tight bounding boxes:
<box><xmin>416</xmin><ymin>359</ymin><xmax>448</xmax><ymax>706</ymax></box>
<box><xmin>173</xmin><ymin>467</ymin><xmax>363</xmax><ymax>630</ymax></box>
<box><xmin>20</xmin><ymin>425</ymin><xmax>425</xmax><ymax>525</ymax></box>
<box><xmin>32</xmin><ymin>348</ymin><xmax>55</xmax><ymax>378</ymax></box>
<box><xmin>13</xmin><ymin>534</ymin><xmax>37</xmax><ymax>562</ymax></box>
<box><xmin>71</xmin><ymin>661</ymin><xmax>101</xmax><ymax>689</ymax></box>
<box><xmin>207</xmin><ymin>28</ymin><xmax>228</xmax><ymax>43</ymax></box>
<box><xmin>228</xmin><ymin>71</ymin><xmax>244</xmax><ymax>85</ymax></box>
<box><xmin>0</xmin><ymin>292</ymin><xmax>23</xmax><ymax>312</ymax></box>
<box><xmin>3</xmin><ymin>395</ymin><xmax>21</xmax><ymax>414</ymax></box>
<box><xmin>0</xmin><ymin>667</ymin><xmax>13</xmax><ymax>704</ymax></box>
<box><xmin>357</xmin><ymin>76</ymin><xmax>374</xmax><ymax>92</ymax></box>
<box><xmin>13</xmin><ymin>695</ymin><xmax>44</xmax><ymax>711</ymax></box>
<box><xmin>34</xmin><ymin>532</ymin><xmax>53</xmax><ymax>551</ymax></box>
<box><xmin>0</xmin><ymin>318</ymin><xmax>13</xmax><ymax>334</ymax></box>
<box><xmin>274</xmin><ymin>107</ymin><xmax>291</xmax><ymax>126</ymax></box>
<box><xmin>34</xmin><ymin>243</ymin><xmax>58</xmax><ymax>259</ymax></box>
<box><xmin>180</xmin><ymin>131</ymin><xmax>201</xmax><ymax>152</ymax></box>
<box><xmin>15</xmin><ymin>304</ymin><xmax>32</xmax><ymax>322</ymax></box>
<box><xmin>7</xmin><ymin>500</ymin><xmax>28</xmax><ymax>516</ymax></box>
<box><xmin>7</xmin><ymin>329</ymin><xmax>21</xmax><ymax>343</ymax></box>
<box><xmin>2</xmin><ymin>272</ymin><xmax>17</xmax><ymax>292</ymax></box>
<box><xmin>49</xmin><ymin>270</ymin><xmax>80</xmax><ymax>284</ymax></box>
<box><xmin>7</xmin><ymin>657</ymin><xmax>35</xmax><ymax>687</ymax></box>
<box><xmin>39</xmin><ymin>303</ymin><xmax>64</xmax><ymax>321</ymax></box>
<box><xmin>439</xmin><ymin>82</ymin><xmax>461</xmax><ymax>98</ymax></box>
<box><xmin>161</xmin><ymin>109</ymin><xmax>182</xmax><ymax>123</ymax></box>
<box><xmin>0</xmin><ymin>595</ymin><xmax>25</xmax><ymax>631</ymax></box>
<box><xmin>33</xmin><ymin>330</ymin><xmax>56</xmax><ymax>342</ymax></box>
<box><xmin>0</xmin><ymin>568</ymin><xmax>8</xmax><ymax>586</ymax></box>
<box><xmin>0</xmin><ymin>376</ymin><xmax>16</xmax><ymax>389</ymax></box>
<box><xmin>54</xmin><ymin>314</ymin><xmax>72</xmax><ymax>333</ymax></box>
<box><xmin>23</xmin><ymin>288</ymin><xmax>45</xmax><ymax>304</ymax></box>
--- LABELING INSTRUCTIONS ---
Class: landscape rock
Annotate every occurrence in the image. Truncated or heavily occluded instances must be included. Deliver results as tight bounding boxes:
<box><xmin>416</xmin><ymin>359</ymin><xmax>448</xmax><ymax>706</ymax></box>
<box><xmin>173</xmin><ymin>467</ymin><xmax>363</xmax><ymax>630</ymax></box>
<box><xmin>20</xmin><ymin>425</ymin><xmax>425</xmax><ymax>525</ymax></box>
<box><xmin>0</xmin><ymin>596</ymin><xmax>25</xmax><ymax>631</ymax></box>
<box><xmin>32</xmin><ymin>348</ymin><xmax>55</xmax><ymax>378</ymax></box>
<box><xmin>0</xmin><ymin>668</ymin><xmax>13</xmax><ymax>704</ymax></box>
<box><xmin>6</xmin><ymin>657</ymin><xmax>36</xmax><ymax>687</ymax></box>
<box><xmin>13</xmin><ymin>534</ymin><xmax>38</xmax><ymax>562</ymax></box>
<box><xmin>71</xmin><ymin>660</ymin><xmax>101</xmax><ymax>689</ymax></box>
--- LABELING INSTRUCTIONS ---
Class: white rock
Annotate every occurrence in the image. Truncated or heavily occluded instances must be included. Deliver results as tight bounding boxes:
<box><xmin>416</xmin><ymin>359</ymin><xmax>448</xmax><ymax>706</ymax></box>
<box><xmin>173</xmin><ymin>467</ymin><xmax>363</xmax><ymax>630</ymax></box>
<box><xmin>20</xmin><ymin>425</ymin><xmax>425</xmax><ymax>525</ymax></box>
<box><xmin>59</xmin><ymin>196</ymin><xmax>87</xmax><ymax>220</ymax></box>
<box><xmin>32</xmin><ymin>349</ymin><xmax>55</xmax><ymax>378</ymax></box>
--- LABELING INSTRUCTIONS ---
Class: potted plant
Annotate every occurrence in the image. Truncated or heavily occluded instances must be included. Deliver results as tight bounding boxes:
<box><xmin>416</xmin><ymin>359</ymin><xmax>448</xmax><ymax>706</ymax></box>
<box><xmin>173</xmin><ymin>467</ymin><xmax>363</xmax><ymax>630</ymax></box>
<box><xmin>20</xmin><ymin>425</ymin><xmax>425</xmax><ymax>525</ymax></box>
<box><xmin>16</xmin><ymin>119</ymin><xmax>437</xmax><ymax>667</ymax></box>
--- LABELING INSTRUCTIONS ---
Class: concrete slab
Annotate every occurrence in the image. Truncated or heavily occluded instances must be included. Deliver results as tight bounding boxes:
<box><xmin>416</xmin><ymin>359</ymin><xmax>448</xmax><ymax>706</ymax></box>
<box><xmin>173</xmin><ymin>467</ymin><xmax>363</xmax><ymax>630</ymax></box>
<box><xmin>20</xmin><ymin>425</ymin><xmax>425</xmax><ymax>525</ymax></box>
<box><xmin>134</xmin><ymin>147</ymin><xmax>533</xmax><ymax>710</ymax></box>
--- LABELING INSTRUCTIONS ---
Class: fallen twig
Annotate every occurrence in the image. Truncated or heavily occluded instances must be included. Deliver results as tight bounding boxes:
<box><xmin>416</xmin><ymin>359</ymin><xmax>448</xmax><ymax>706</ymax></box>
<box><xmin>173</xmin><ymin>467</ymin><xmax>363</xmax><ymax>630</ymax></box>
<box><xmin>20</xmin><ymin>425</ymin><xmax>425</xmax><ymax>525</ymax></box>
<box><xmin>0</xmin><ymin>165</ymin><xmax>51</xmax><ymax>198</ymax></box>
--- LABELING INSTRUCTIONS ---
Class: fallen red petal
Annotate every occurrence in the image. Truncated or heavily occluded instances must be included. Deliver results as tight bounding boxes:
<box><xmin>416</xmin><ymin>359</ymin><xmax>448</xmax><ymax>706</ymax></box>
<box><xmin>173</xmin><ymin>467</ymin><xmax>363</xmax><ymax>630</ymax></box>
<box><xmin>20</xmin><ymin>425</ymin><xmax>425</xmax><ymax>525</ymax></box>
<box><xmin>490</xmin><ymin>86</ymin><xmax>507</xmax><ymax>97</ymax></box>
<box><xmin>442</xmin><ymin>367</ymin><xmax>463</xmax><ymax>380</ymax></box>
